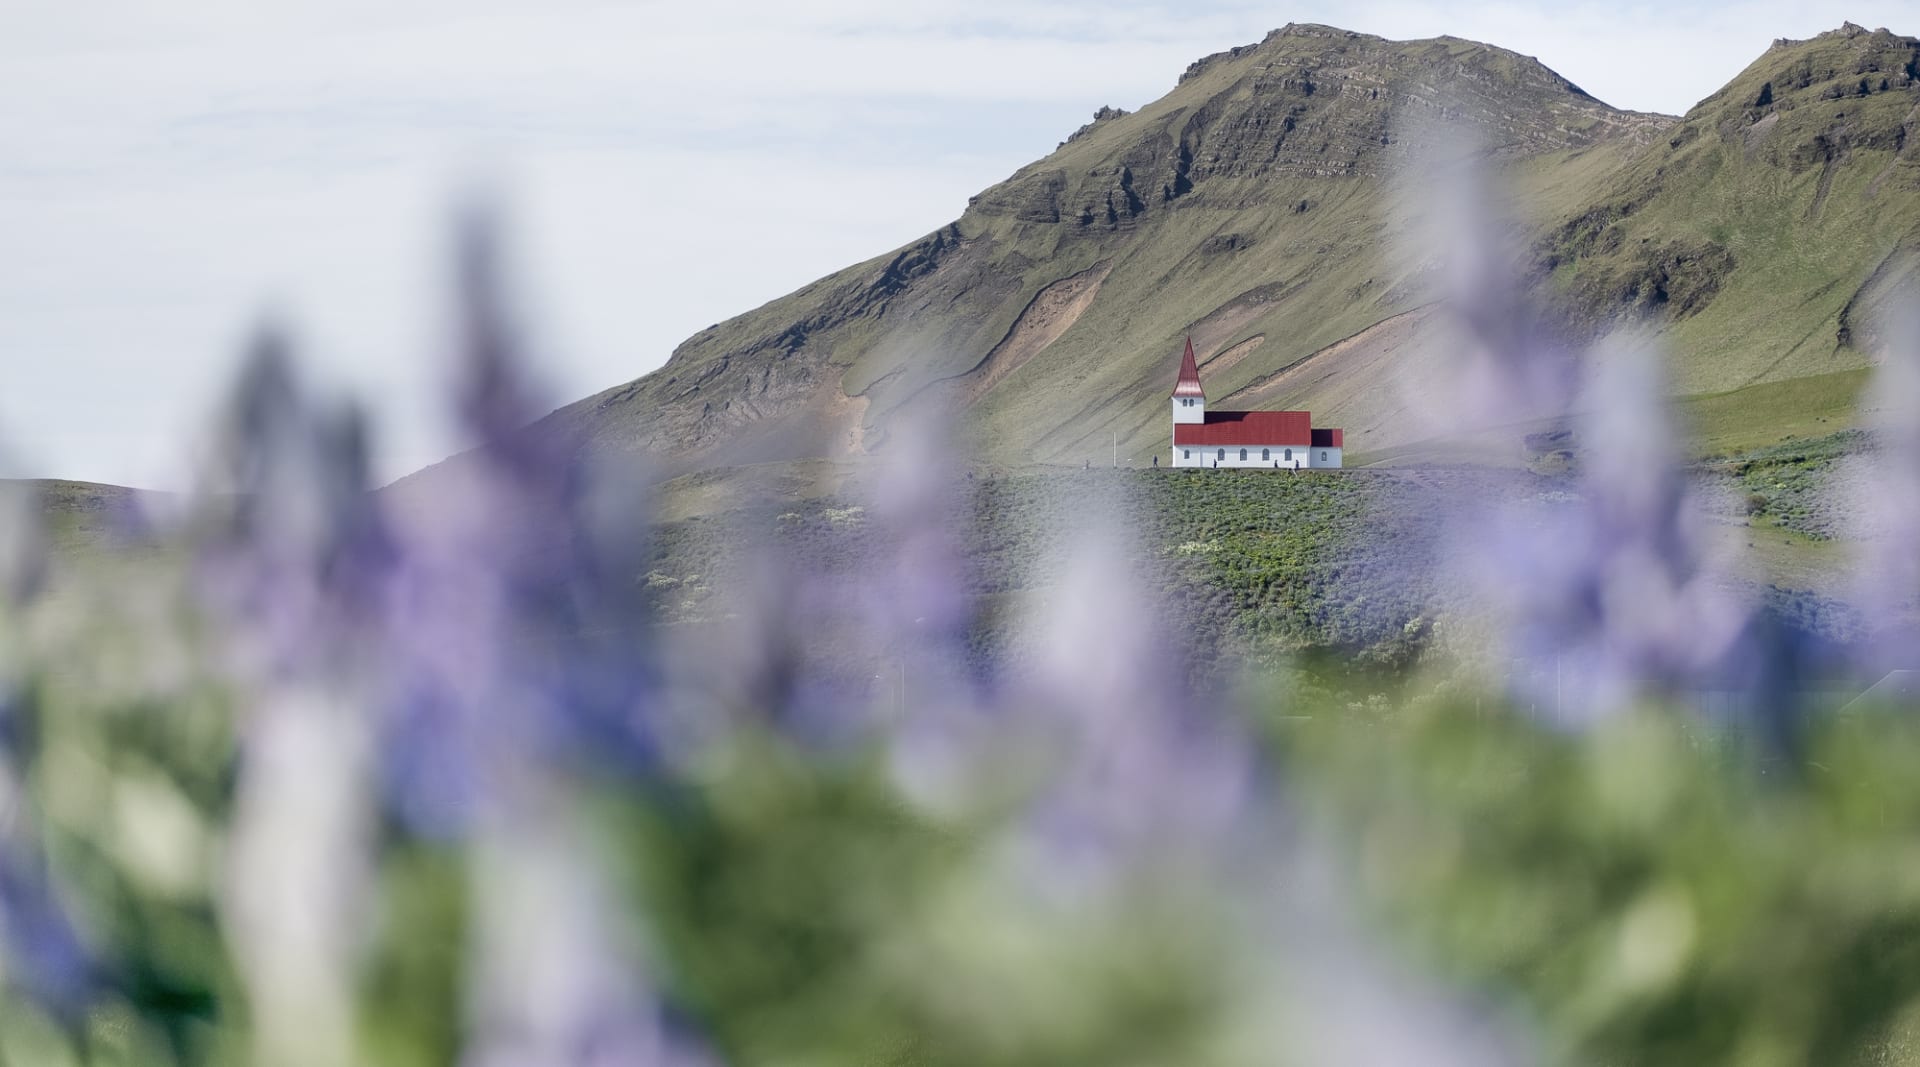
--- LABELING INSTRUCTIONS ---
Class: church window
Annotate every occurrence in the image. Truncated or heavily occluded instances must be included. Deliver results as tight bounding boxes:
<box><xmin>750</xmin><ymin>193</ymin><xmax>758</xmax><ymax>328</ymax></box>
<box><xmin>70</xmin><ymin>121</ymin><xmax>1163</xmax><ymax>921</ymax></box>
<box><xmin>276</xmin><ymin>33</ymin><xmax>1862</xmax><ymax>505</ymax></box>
<box><xmin>1217</xmin><ymin>448</ymin><xmax>1225</xmax><ymax>461</ymax></box>
<box><xmin>1183</xmin><ymin>449</ymin><xmax>1190</xmax><ymax>459</ymax></box>
<box><xmin>1239</xmin><ymin>449</ymin><xmax>1248</xmax><ymax>461</ymax></box>
<box><xmin>1262</xmin><ymin>448</ymin><xmax>1269</xmax><ymax>461</ymax></box>
<box><xmin>1284</xmin><ymin>448</ymin><xmax>1292</xmax><ymax>462</ymax></box>
<box><xmin>1320</xmin><ymin>451</ymin><xmax>1328</xmax><ymax>462</ymax></box>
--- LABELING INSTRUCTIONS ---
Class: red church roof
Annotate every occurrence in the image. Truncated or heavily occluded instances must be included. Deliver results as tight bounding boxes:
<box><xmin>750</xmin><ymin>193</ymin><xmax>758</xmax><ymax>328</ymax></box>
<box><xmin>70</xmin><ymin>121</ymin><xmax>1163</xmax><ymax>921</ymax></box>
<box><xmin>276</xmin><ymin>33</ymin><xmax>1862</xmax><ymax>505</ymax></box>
<box><xmin>1172</xmin><ymin>337</ymin><xmax>1204</xmax><ymax>398</ymax></box>
<box><xmin>1174</xmin><ymin>410</ymin><xmax>1312</xmax><ymax>447</ymax></box>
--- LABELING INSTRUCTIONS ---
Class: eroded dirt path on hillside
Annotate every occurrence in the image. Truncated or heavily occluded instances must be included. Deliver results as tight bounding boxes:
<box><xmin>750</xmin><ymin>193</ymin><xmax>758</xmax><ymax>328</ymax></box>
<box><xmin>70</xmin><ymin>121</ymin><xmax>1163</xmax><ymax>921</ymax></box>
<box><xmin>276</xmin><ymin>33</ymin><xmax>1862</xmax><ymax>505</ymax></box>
<box><xmin>961</xmin><ymin>262</ymin><xmax>1113</xmax><ymax>401</ymax></box>
<box><xmin>1222</xmin><ymin>303</ymin><xmax>1438</xmax><ymax>409</ymax></box>
<box><xmin>1209</xmin><ymin>304</ymin><xmax>1447</xmax><ymax>457</ymax></box>
<box><xmin>1199</xmin><ymin>334</ymin><xmax>1267</xmax><ymax>378</ymax></box>
<box><xmin>1186</xmin><ymin>281</ymin><xmax>1300</xmax><ymax>366</ymax></box>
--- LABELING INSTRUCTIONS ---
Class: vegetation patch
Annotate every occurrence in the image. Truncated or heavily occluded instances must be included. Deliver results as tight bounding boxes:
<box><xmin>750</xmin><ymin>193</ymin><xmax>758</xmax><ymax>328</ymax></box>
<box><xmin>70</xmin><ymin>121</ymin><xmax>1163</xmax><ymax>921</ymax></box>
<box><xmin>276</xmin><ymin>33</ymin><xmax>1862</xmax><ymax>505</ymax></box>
<box><xmin>1711</xmin><ymin>429</ymin><xmax>1868</xmax><ymax>540</ymax></box>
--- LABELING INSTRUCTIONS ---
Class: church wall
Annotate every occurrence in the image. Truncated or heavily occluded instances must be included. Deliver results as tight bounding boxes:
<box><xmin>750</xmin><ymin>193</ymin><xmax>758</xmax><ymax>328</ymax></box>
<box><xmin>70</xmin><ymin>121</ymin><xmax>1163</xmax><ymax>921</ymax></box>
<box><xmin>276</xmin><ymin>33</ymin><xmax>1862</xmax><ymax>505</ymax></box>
<box><xmin>1170</xmin><ymin>443</ymin><xmax>1312</xmax><ymax>469</ymax></box>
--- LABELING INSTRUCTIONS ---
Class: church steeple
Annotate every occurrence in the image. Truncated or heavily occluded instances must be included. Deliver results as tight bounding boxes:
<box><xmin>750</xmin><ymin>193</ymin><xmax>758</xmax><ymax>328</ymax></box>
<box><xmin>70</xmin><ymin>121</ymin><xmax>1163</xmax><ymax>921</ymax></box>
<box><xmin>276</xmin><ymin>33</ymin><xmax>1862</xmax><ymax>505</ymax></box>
<box><xmin>1172</xmin><ymin>336</ymin><xmax>1204</xmax><ymax>400</ymax></box>
<box><xmin>1171</xmin><ymin>336</ymin><xmax>1205</xmax><ymax>427</ymax></box>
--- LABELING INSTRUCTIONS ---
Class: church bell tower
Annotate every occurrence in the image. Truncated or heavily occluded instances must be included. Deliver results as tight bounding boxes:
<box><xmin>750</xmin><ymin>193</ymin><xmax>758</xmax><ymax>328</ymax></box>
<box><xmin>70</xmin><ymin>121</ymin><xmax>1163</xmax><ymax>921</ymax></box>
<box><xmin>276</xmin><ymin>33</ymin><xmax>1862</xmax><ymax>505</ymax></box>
<box><xmin>1172</xmin><ymin>336</ymin><xmax>1205</xmax><ymax>425</ymax></box>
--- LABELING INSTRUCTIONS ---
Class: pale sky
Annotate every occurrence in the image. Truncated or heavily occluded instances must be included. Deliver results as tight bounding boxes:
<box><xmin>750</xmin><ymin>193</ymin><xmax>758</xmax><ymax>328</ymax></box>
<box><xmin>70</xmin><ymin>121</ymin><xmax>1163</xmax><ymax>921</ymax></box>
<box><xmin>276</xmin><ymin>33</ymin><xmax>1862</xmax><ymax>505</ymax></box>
<box><xmin>2</xmin><ymin>0</ymin><xmax>1910</xmax><ymax>487</ymax></box>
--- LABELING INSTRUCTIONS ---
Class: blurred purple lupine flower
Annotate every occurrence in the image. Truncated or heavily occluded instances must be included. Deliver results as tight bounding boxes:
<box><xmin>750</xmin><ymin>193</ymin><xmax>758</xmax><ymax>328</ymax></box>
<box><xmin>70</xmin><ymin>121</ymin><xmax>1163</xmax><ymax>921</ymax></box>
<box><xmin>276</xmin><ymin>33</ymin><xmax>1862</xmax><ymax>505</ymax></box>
<box><xmin>0</xmin><ymin>478</ymin><xmax>88</xmax><ymax>1016</ymax></box>
<box><xmin>377</xmin><ymin>208</ymin><xmax>717</xmax><ymax>1065</ymax></box>
<box><xmin>1854</xmin><ymin>296</ymin><xmax>1920</xmax><ymax>669</ymax></box>
<box><xmin>1400</xmin><ymin>126</ymin><xmax>1578</xmax><ymax>438</ymax></box>
<box><xmin>669</xmin><ymin>416</ymin><xmax>987</xmax><ymax>761</ymax></box>
<box><xmin>1486</xmin><ymin>341</ymin><xmax>1746</xmax><ymax>722</ymax></box>
<box><xmin>1401</xmin><ymin>130</ymin><xmax>1750</xmax><ymax>722</ymax></box>
<box><xmin>1007</xmin><ymin>516</ymin><xmax>1260</xmax><ymax>893</ymax></box>
<box><xmin>380</xmin><ymin>206</ymin><xmax>666</xmax><ymax>830</ymax></box>
<box><xmin>865</xmin><ymin>422</ymin><xmax>1010</xmax><ymax>806</ymax></box>
<box><xmin>462</xmin><ymin>809</ymin><xmax>717</xmax><ymax>1067</ymax></box>
<box><xmin>180</xmin><ymin>206</ymin><xmax>715</xmax><ymax>1065</ymax></box>
<box><xmin>0</xmin><ymin>818</ymin><xmax>97</xmax><ymax>1019</ymax></box>
<box><xmin>189</xmin><ymin>325</ymin><xmax>393</xmax><ymax>1067</ymax></box>
<box><xmin>196</xmin><ymin>325</ymin><xmax>396</xmax><ymax>684</ymax></box>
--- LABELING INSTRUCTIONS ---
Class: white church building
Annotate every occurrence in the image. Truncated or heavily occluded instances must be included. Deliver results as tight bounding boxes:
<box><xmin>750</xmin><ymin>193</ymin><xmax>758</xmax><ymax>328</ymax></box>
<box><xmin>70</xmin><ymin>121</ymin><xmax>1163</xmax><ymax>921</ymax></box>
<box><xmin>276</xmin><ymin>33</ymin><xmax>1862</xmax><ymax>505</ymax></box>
<box><xmin>1170</xmin><ymin>337</ymin><xmax>1342</xmax><ymax>469</ymax></box>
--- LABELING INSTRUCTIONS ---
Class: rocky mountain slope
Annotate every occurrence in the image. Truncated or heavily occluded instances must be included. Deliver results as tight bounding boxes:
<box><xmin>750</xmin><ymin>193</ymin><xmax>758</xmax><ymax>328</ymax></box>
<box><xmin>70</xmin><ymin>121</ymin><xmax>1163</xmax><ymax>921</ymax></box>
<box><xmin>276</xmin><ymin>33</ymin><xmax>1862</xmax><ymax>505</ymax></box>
<box><xmin>551</xmin><ymin>22</ymin><xmax>1920</xmax><ymax>471</ymax></box>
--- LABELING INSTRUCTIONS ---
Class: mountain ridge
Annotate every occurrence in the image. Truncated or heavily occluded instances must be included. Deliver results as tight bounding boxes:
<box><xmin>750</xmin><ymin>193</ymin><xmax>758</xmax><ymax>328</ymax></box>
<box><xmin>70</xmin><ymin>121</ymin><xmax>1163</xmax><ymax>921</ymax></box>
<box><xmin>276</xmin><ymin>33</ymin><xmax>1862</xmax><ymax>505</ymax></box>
<box><xmin>533</xmin><ymin>21</ymin><xmax>1919</xmax><ymax>478</ymax></box>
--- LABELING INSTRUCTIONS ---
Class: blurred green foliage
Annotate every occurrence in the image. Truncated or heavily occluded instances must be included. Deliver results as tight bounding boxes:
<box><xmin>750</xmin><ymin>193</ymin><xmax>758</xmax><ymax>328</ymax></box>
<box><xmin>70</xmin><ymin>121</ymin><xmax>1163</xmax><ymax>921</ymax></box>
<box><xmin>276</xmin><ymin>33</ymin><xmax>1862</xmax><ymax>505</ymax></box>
<box><xmin>11</xmin><ymin>484</ymin><xmax>1920</xmax><ymax>1065</ymax></box>
<box><xmin>1717</xmin><ymin>430</ymin><xmax>1867</xmax><ymax>541</ymax></box>
<box><xmin>599</xmin><ymin>733</ymin><xmax>1236</xmax><ymax>1067</ymax></box>
<box><xmin>1284</xmin><ymin>693</ymin><xmax>1920</xmax><ymax>1066</ymax></box>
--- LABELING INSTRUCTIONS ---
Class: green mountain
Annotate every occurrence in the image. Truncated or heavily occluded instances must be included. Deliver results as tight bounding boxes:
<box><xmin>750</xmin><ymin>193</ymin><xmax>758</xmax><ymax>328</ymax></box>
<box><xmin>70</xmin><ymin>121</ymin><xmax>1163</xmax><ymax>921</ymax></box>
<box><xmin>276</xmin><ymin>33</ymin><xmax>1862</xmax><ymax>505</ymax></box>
<box><xmin>552</xmin><ymin>22</ymin><xmax>1920</xmax><ymax>470</ymax></box>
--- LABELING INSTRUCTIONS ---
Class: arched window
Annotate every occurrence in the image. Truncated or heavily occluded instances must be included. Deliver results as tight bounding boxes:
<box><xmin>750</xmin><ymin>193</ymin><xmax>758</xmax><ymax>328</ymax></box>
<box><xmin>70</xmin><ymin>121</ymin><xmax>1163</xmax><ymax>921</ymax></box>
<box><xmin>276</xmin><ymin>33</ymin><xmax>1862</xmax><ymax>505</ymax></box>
<box><xmin>1239</xmin><ymin>449</ymin><xmax>1248</xmax><ymax>461</ymax></box>
<box><xmin>1284</xmin><ymin>448</ymin><xmax>1292</xmax><ymax>463</ymax></box>
<box><xmin>1262</xmin><ymin>448</ymin><xmax>1270</xmax><ymax>461</ymax></box>
<box><xmin>1217</xmin><ymin>448</ymin><xmax>1226</xmax><ymax>461</ymax></box>
<box><xmin>1183</xmin><ymin>449</ymin><xmax>1190</xmax><ymax>459</ymax></box>
<box><xmin>1320</xmin><ymin>451</ymin><xmax>1328</xmax><ymax>462</ymax></box>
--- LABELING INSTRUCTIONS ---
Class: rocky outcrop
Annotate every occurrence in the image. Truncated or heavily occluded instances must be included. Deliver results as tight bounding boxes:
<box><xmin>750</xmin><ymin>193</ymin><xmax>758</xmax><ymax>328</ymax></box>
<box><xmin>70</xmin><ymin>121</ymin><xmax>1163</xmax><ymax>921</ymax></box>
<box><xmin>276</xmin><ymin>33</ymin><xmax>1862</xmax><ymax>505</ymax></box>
<box><xmin>974</xmin><ymin>25</ymin><xmax>1671</xmax><ymax>236</ymax></box>
<box><xmin>1062</xmin><ymin>106</ymin><xmax>1133</xmax><ymax>147</ymax></box>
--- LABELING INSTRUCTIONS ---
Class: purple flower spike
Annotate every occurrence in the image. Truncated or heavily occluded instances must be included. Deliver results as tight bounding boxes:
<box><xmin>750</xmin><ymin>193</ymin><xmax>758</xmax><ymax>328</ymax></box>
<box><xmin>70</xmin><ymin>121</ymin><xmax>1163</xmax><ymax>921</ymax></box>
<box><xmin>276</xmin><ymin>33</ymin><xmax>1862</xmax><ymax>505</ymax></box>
<box><xmin>197</xmin><ymin>323</ymin><xmax>396</xmax><ymax>685</ymax></box>
<box><xmin>1472</xmin><ymin>340</ymin><xmax>1747</xmax><ymax>723</ymax></box>
<box><xmin>375</xmin><ymin>206</ymin><xmax>673</xmax><ymax>835</ymax></box>
<box><xmin>0</xmin><ymin>833</ymin><xmax>97</xmax><ymax>1019</ymax></box>
<box><xmin>1855</xmin><ymin>296</ymin><xmax>1920</xmax><ymax>668</ymax></box>
<box><xmin>1402</xmin><ymin>124</ymin><xmax>1576</xmax><ymax>440</ymax></box>
<box><xmin>1011</xmin><ymin>525</ymin><xmax>1259</xmax><ymax>891</ymax></box>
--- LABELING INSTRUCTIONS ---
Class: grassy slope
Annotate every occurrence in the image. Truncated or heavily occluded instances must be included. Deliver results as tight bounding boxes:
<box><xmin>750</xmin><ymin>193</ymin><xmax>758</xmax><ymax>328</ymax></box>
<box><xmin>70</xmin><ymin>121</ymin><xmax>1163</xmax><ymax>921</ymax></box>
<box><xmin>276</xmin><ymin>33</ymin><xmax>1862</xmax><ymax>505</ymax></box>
<box><xmin>550</xmin><ymin>25</ymin><xmax>1671</xmax><ymax>470</ymax></box>
<box><xmin>1681</xmin><ymin>368</ymin><xmax>1868</xmax><ymax>454</ymax></box>
<box><xmin>898</xmin><ymin>34</ymin><xmax>1665</xmax><ymax>466</ymax></box>
<box><xmin>548</xmin><ymin>24</ymin><xmax>1920</xmax><ymax>480</ymax></box>
<box><xmin>11</xmin><ymin>479</ymin><xmax>166</xmax><ymax>554</ymax></box>
<box><xmin>1539</xmin><ymin>26</ymin><xmax>1920</xmax><ymax>396</ymax></box>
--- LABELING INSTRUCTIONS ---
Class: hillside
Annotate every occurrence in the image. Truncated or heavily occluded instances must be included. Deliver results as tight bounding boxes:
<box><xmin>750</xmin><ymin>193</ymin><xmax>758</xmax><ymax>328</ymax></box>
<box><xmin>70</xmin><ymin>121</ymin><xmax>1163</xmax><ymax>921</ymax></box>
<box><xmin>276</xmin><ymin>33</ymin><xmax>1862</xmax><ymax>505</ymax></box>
<box><xmin>1535</xmin><ymin>23</ymin><xmax>1920</xmax><ymax>397</ymax></box>
<box><xmin>547</xmin><ymin>22</ymin><xmax>1920</xmax><ymax>472</ymax></box>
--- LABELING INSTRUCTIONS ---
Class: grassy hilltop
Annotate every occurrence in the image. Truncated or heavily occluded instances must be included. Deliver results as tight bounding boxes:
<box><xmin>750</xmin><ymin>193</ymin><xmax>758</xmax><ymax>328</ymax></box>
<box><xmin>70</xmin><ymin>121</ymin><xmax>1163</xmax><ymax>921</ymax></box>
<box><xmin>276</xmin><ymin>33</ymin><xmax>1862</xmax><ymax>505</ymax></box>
<box><xmin>544</xmin><ymin>22</ymin><xmax>1920</xmax><ymax>477</ymax></box>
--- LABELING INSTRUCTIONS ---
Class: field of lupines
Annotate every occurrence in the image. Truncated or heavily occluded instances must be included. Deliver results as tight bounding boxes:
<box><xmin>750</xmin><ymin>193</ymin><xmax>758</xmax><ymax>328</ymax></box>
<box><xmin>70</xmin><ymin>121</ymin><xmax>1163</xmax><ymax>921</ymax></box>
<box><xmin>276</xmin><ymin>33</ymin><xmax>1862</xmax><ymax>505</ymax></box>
<box><xmin>641</xmin><ymin>463</ymin><xmax>1454</xmax><ymax>682</ymax></box>
<box><xmin>5</xmin><ymin>214</ymin><xmax>1920</xmax><ymax>1067</ymax></box>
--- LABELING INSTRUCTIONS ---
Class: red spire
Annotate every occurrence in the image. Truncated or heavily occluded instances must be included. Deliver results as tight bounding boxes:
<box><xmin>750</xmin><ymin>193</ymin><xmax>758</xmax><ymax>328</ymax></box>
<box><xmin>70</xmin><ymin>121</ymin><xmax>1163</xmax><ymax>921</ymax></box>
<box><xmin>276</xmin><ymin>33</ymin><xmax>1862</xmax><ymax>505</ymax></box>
<box><xmin>1172</xmin><ymin>336</ymin><xmax>1204</xmax><ymax>398</ymax></box>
